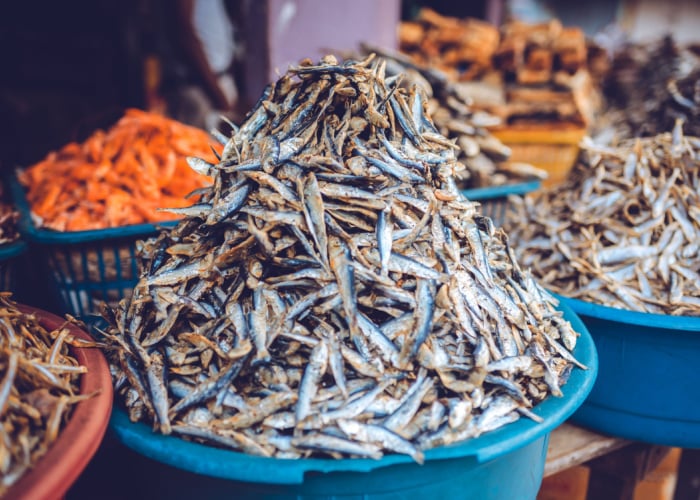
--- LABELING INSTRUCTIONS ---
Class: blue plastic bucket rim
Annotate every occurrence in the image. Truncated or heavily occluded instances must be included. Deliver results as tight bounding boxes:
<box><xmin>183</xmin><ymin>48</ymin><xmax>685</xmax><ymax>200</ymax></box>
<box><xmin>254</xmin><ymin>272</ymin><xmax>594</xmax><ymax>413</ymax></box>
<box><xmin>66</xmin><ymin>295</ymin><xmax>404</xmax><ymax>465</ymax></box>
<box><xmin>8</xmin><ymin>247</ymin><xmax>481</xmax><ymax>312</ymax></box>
<box><xmin>8</xmin><ymin>172</ymin><xmax>177</xmax><ymax>244</ymax></box>
<box><xmin>556</xmin><ymin>294</ymin><xmax>700</xmax><ymax>332</ymax></box>
<box><xmin>0</xmin><ymin>240</ymin><xmax>27</xmax><ymax>260</ymax></box>
<box><xmin>460</xmin><ymin>178</ymin><xmax>542</xmax><ymax>201</ymax></box>
<box><xmin>109</xmin><ymin>301</ymin><xmax>598</xmax><ymax>485</ymax></box>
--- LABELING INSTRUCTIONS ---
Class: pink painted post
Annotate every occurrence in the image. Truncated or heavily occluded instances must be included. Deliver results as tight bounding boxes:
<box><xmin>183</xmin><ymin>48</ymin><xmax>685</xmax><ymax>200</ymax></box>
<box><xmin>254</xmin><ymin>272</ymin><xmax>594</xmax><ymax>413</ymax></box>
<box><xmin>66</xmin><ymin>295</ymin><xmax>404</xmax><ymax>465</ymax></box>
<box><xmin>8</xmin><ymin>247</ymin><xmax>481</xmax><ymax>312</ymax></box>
<box><xmin>239</xmin><ymin>0</ymin><xmax>400</xmax><ymax>108</ymax></box>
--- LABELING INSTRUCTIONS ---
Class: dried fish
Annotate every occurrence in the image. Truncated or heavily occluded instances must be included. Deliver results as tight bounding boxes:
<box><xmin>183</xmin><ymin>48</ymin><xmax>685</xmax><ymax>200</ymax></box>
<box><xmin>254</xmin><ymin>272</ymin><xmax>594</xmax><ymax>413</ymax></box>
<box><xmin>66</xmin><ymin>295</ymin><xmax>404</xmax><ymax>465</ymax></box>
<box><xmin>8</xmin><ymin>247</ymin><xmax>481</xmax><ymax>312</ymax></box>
<box><xmin>507</xmin><ymin>128</ymin><xmax>700</xmax><ymax>315</ymax></box>
<box><xmin>399</xmin><ymin>10</ymin><xmax>602</xmax><ymax>128</ymax></box>
<box><xmin>0</xmin><ymin>294</ymin><xmax>92</xmax><ymax>494</ymax></box>
<box><xmin>104</xmin><ymin>55</ymin><xmax>583</xmax><ymax>462</ymax></box>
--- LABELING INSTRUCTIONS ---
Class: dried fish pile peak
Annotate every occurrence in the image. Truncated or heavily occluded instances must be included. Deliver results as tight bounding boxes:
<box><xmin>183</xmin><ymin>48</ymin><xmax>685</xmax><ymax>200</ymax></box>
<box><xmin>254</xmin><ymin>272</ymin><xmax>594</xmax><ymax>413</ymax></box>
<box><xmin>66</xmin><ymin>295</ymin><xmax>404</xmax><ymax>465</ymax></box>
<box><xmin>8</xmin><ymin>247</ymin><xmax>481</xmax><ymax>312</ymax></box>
<box><xmin>506</xmin><ymin>125</ymin><xmax>700</xmax><ymax>316</ymax></box>
<box><xmin>104</xmin><ymin>54</ymin><xmax>583</xmax><ymax>462</ymax></box>
<box><xmin>0</xmin><ymin>295</ymin><xmax>91</xmax><ymax>493</ymax></box>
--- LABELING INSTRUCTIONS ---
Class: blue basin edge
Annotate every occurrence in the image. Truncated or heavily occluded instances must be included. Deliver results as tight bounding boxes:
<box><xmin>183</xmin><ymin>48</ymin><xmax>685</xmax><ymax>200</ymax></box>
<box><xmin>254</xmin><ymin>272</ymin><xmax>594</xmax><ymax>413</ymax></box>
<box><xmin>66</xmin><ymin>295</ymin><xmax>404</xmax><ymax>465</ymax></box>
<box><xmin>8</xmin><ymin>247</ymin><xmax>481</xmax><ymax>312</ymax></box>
<box><xmin>109</xmin><ymin>301</ymin><xmax>598</xmax><ymax>485</ymax></box>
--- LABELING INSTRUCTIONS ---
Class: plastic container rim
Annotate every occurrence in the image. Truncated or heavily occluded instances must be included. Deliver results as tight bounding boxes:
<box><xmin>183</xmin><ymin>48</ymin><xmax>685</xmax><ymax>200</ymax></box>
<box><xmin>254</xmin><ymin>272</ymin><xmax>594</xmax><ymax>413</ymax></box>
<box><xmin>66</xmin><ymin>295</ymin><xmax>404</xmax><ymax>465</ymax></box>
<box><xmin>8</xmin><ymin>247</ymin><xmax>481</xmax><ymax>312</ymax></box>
<box><xmin>109</xmin><ymin>301</ymin><xmax>597</xmax><ymax>485</ymax></box>
<box><xmin>0</xmin><ymin>240</ymin><xmax>27</xmax><ymax>260</ymax></box>
<box><xmin>460</xmin><ymin>177</ymin><xmax>542</xmax><ymax>201</ymax></box>
<box><xmin>556</xmin><ymin>294</ymin><xmax>700</xmax><ymax>332</ymax></box>
<box><xmin>5</xmin><ymin>304</ymin><xmax>113</xmax><ymax>499</ymax></box>
<box><xmin>8</xmin><ymin>172</ymin><xmax>177</xmax><ymax>244</ymax></box>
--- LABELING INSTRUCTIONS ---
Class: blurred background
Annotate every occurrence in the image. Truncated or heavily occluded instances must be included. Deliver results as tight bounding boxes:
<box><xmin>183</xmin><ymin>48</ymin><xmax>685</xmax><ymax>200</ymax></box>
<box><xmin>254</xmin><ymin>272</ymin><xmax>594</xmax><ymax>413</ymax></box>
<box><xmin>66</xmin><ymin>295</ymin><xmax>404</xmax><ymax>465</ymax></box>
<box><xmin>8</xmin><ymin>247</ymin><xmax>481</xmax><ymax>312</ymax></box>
<box><xmin>2</xmin><ymin>0</ymin><xmax>699</xmax><ymax>169</ymax></box>
<box><xmin>2</xmin><ymin>2</ymin><xmax>699</xmax><ymax>499</ymax></box>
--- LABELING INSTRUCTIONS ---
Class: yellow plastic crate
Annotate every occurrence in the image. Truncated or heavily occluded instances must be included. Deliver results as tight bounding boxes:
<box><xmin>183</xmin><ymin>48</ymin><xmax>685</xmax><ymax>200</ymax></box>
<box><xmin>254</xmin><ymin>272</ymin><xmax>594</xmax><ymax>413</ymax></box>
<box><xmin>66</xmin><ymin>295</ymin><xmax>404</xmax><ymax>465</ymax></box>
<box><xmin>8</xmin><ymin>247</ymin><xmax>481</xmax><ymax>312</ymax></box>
<box><xmin>490</xmin><ymin>125</ymin><xmax>586</xmax><ymax>187</ymax></box>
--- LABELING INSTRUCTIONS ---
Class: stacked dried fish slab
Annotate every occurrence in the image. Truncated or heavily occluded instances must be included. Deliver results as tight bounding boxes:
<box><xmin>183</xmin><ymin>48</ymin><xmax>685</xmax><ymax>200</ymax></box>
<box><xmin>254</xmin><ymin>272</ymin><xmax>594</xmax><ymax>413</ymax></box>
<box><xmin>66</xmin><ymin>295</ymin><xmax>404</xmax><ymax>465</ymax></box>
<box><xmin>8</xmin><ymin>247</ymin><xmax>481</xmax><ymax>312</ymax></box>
<box><xmin>103</xmin><ymin>55</ymin><xmax>584</xmax><ymax>462</ymax></box>
<box><xmin>506</xmin><ymin>125</ymin><xmax>700</xmax><ymax>316</ymax></box>
<box><xmin>399</xmin><ymin>8</ymin><xmax>500</xmax><ymax>81</ymax></box>
<box><xmin>363</xmin><ymin>46</ymin><xmax>547</xmax><ymax>188</ymax></box>
<box><xmin>400</xmin><ymin>10</ymin><xmax>602</xmax><ymax>128</ymax></box>
<box><xmin>0</xmin><ymin>295</ymin><xmax>89</xmax><ymax>494</ymax></box>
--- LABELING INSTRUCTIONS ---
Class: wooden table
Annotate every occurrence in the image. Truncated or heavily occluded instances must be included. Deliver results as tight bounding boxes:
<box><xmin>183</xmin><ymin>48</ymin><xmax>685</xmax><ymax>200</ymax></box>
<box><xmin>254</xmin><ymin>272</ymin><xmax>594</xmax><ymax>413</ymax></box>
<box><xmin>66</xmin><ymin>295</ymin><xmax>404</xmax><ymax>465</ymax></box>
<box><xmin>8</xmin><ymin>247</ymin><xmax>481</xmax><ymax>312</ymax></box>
<box><xmin>544</xmin><ymin>423</ymin><xmax>676</xmax><ymax>500</ymax></box>
<box><xmin>545</xmin><ymin>423</ymin><xmax>631</xmax><ymax>477</ymax></box>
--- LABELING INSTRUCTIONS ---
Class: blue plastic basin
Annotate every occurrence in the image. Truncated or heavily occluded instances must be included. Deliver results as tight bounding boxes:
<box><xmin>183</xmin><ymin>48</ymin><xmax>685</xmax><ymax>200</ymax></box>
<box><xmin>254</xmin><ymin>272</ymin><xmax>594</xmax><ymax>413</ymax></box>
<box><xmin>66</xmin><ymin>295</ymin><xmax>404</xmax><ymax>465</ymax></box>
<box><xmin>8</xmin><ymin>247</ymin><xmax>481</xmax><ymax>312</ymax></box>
<box><xmin>461</xmin><ymin>178</ymin><xmax>542</xmax><ymax>227</ymax></box>
<box><xmin>559</xmin><ymin>296</ymin><xmax>700</xmax><ymax>448</ymax></box>
<box><xmin>108</xmin><ymin>303</ymin><xmax>596</xmax><ymax>500</ymax></box>
<box><xmin>0</xmin><ymin>240</ymin><xmax>27</xmax><ymax>293</ymax></box>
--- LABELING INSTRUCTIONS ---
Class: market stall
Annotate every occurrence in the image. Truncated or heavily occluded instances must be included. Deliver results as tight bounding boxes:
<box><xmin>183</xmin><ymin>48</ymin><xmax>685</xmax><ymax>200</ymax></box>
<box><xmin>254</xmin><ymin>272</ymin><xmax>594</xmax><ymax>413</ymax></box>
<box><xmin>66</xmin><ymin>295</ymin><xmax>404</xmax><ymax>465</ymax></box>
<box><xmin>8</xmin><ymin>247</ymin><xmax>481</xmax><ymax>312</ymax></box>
<box><xmin>0</xmin><ymin>1</ymin><xmax>698</xmax><ymax>499</ymax></box>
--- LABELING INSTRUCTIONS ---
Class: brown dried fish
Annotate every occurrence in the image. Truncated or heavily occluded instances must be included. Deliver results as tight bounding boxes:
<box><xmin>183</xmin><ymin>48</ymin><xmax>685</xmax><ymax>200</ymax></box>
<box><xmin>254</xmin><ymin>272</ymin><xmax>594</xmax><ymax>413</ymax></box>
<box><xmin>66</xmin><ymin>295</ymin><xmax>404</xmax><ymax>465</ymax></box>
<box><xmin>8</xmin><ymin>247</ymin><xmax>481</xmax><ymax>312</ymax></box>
<box><xmin>0</xmin><ymin>294</ymin><xmax>89</xmax><ymax>494</ymax></box>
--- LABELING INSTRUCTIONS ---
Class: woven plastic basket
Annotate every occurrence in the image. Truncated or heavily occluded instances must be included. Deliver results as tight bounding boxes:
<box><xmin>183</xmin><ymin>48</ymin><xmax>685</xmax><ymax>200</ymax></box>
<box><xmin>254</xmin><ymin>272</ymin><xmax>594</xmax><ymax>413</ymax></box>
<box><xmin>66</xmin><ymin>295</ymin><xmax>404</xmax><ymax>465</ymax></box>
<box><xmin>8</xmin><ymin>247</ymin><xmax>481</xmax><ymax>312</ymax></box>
<box><xmin>10</xmin><ymin>175</ymin><xmax>173</xmax><ymax>321</ymax></box>
<box><xmin>461</xmin><ymin>178</ymin><xmax>542</xmax><ymax>227</ymax></box>
<box><xmin>489</xmin><ymin>125</ymin><xmax>586</xmax><ymax>188</ymax></box>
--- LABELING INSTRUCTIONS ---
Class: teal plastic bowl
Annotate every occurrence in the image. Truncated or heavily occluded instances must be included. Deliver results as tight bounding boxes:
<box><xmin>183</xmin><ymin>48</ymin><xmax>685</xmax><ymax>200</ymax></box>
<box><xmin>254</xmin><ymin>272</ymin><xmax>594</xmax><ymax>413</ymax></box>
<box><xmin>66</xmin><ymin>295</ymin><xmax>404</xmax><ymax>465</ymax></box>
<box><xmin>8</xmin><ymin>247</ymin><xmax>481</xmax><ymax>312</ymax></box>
<box><xmin>0</xmin><ymin>240</ymin><xmax>26</xmax><ymax>293</ymax></box>
<box><xmin>559</xmin><ymin>296</ymin><xmax>700</xmax><ymax>448</ymax></box>
<box><xmin>108</xmin><ymin>303</ymin><xmax>597</xmax><ymax>500</ymax></box>
<box><xmin>461</xmin><ymin>178</ymin><xmax>541</xmax><ymax>227</ymax></box>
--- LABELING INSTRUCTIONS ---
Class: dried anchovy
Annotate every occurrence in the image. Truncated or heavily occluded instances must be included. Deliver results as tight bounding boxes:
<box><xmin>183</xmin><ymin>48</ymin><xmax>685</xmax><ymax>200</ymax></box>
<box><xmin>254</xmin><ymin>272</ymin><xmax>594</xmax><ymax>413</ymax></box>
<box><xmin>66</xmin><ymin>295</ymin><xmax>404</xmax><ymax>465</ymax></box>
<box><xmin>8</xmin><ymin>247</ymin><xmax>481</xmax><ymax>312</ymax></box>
<box><xmin>0</xmin><ymin>294</ymin><xmax>89</xmax><ymax>494</ymax></box>
<box><xmin>362</xmin><ymin>45</ymin><xmax>546</xmax><ymax>188</ymax></box>
<box><xmin>506</xmin><ymin>123</ymin><xmax>700</xmax><ymax>316</ymax></box>
<box><xmin>103</xmin><ymin>54</ymin><xmax>583</xmax><ymax>462</ymax></box>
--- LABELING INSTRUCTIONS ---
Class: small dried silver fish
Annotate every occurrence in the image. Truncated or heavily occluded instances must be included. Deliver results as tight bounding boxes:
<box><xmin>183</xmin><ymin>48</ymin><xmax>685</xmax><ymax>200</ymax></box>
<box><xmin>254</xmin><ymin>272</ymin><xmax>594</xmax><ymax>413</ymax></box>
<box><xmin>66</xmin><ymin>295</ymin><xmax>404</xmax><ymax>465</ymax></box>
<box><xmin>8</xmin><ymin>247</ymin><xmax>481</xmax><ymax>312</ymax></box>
<box><xmin>104</xmin><ymin>55</ymin><xmax>582</xmax><ymax>463</ymax></box>
<box><xmin>507</xmin><ymin>129</ymin><xmax>700</xmax><ymax>315</ymax></box>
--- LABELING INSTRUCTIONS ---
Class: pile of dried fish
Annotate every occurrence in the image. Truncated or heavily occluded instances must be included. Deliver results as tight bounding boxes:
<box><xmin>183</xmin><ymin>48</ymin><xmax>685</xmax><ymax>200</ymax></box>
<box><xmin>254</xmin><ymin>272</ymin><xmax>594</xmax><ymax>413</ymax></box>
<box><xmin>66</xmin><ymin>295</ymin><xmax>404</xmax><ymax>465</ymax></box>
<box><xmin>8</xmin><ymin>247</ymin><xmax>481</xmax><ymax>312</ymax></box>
<box><xmin>363</xmin><ymin>46</ymin><xmax>546</xmax><ymax>188</ymax></box>
<box><xmin>506</xmin><ymin>123</ymin><xmax>700</xmax><ymax>316</ymax></box>
<box><xmin>599</xmin><ymin>37</ymin><xmax>700</xmax><ymax>142</ymax></box>
<box><xmin>103</xmin><ymin>55</ymin><xmax>584</xmax><ymax>462</ymax></box>
<box><xmin>0</xmin><ymin>295</ymin><xmax>91</xmax><ymax>493</ymax></box>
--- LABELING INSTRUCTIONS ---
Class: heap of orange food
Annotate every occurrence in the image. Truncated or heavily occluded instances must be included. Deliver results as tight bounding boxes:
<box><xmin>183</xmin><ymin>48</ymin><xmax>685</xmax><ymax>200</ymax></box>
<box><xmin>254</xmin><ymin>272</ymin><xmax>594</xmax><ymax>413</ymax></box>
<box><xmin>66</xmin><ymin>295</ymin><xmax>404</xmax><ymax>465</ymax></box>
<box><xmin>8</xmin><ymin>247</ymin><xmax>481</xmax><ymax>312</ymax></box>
<box><xmin>20</xmin><ymin>109</ymin><xmax>219</xmax><ymax>231</ymax></box>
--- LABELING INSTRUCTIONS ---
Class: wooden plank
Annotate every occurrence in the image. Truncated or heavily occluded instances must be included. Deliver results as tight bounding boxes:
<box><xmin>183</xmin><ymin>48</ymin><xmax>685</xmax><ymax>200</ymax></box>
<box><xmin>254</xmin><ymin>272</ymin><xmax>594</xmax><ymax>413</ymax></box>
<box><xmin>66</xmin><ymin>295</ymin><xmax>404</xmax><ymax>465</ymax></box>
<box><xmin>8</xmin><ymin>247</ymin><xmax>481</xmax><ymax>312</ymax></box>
<box><xmin>586</xmin><ymin>444</ymin><xmax>672</xmax><ymax>500</ymax></box>
<box><xmin>634</xmin><ymin>448</ymin><xmax>682</xmax><ymax>500</ymax></box>
<box><xmin>544</xmin><ymin>423</ymin><xmax>631</xmax><ymax>477</ymax></box>
<box><xmin>491</xmin><ymin>100</ymin><xmax>584</xmax><ymax>124</ymax></box>
<box><xmin>553</xmin><ymin>27</ymin><xmax>587</xmax><ymax>72</ymax></box>
<box><xmin>516</xmin><ymin>66</ymin><xmax>553</xmax><ymax>85</ymax></box>
<box><xmin>674</xmin><ymin>449</ymin><xmax>700</xmax><ymax>500</ymax></box>
<box><xmin>539</xmin><ymin>466</ymin><xmax>590</xmax><ymax>500</ymax></box>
